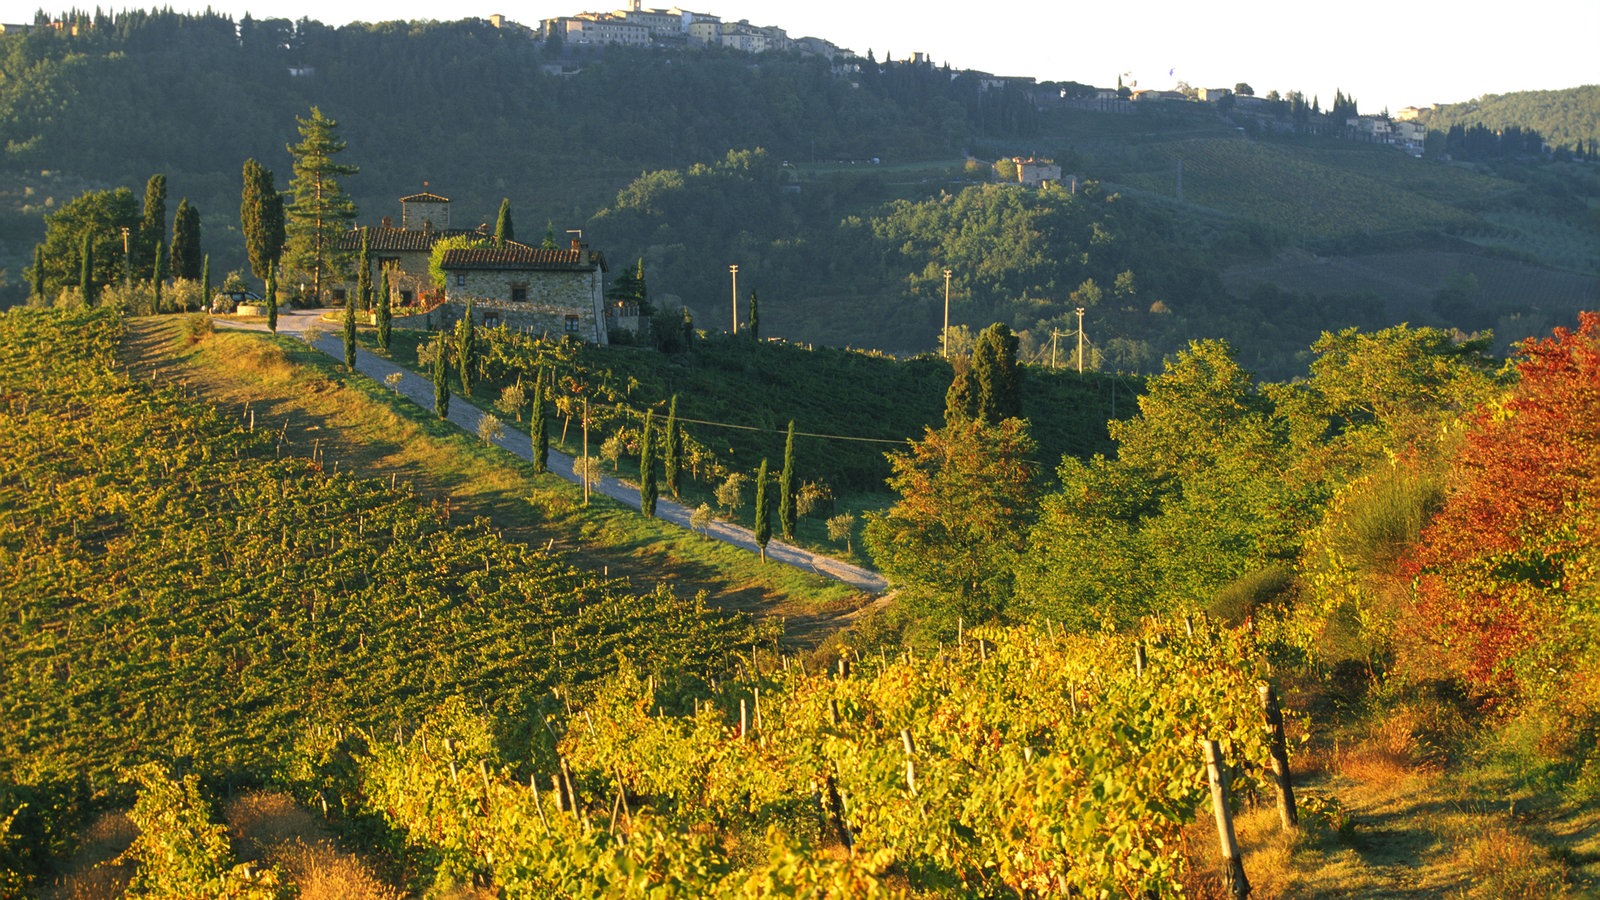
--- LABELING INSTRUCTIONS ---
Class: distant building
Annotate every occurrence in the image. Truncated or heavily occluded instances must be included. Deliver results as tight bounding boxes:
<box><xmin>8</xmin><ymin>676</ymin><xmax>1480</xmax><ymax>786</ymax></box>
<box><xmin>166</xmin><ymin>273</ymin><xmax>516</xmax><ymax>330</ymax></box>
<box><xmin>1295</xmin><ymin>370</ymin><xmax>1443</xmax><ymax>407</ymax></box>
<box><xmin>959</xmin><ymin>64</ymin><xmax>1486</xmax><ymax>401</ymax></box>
<box><xmin>1012</xmin><ymin>157</ymin><xmax>1065</xmax><ymax>187</ymax></box>
<box><xmin>1197</xmin><ymin>87</ymin><xmax>1232</xmax><ymax>102</ymax></box>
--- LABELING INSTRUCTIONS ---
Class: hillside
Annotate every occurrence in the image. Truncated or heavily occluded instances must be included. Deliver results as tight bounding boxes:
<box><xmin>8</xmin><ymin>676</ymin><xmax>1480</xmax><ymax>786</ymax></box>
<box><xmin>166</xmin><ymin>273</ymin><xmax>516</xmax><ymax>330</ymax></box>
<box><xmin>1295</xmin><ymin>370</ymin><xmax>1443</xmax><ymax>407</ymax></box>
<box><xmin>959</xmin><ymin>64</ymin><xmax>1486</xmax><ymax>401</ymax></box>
<box><xmin>2</xmin><ymin>11</ymin><xmax>1595</xmax><ymax>376</ymax></box>
<box><xmin>0</xmin><ymin>307</ymin><xmax>772</xmax><ymax>884</ymax></box>
<box><xmin>1416</xmin><ymin>85</ymin><xmax>1600</xmax><ymax>156</ymax></box>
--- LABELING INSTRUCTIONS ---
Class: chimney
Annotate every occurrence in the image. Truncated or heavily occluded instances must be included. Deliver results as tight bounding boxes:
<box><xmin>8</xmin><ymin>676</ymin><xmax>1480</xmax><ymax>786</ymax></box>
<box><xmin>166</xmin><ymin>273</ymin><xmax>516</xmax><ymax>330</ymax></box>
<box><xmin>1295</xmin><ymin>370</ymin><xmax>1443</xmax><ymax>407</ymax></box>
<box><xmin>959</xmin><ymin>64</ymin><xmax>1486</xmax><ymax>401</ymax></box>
<box><xmin>381</xmin><ymin>215</ymin><xmax>393</xmax><ymax>228</ymax></box>
<box><xmin>570</xmin><ymin>237</ymin><xmax>584</xmax><ymax>252</ymax></box>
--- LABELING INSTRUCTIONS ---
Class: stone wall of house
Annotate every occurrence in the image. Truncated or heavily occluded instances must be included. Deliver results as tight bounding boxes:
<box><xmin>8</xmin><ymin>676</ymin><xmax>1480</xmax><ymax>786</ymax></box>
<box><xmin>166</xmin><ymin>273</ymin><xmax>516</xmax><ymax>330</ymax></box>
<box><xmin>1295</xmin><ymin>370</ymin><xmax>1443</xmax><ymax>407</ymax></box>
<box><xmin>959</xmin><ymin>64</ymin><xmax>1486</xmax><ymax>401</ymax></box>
<box><xmin>441</xmin><ymin>269</ymin><xmax>607</xmax><ymax>343</ymax></box>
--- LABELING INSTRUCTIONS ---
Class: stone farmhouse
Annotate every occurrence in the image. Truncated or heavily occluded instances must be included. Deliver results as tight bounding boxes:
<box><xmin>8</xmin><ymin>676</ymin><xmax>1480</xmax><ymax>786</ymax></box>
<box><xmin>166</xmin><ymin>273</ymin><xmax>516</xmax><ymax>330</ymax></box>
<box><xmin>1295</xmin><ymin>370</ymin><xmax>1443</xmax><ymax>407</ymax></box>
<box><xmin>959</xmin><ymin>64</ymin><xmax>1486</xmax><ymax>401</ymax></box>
<box><xmin>436</xmin><ymin>240</ymin><xmax>612</xmax><ymax>345</ymax></box>
<box><xmin>336</xmin><ymin>192</ymin><xmax>618</xmax><ymax>344</ymax></box>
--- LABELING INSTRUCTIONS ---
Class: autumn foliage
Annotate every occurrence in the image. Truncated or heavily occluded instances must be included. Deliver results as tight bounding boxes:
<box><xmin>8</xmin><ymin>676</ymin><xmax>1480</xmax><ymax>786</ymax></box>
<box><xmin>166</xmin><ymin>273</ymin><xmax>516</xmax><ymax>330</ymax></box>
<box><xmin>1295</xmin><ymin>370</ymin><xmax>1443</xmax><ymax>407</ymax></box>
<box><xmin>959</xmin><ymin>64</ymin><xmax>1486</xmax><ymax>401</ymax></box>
<box><xmin>1401</xmin><ymin>312</ymin><xmax>1600</xmax><ymax>707</ymax></box>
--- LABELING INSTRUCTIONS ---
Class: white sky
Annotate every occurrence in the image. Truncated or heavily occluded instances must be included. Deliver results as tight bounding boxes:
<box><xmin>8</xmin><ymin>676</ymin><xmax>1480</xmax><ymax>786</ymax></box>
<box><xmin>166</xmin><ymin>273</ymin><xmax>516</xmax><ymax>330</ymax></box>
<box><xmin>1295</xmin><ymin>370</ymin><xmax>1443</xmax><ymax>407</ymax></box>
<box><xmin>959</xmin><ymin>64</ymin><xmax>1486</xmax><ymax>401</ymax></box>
<box><xmin>5</xmin><ymin>1</ymin><xmax>1596</xmax><ymax>114</ymax></box>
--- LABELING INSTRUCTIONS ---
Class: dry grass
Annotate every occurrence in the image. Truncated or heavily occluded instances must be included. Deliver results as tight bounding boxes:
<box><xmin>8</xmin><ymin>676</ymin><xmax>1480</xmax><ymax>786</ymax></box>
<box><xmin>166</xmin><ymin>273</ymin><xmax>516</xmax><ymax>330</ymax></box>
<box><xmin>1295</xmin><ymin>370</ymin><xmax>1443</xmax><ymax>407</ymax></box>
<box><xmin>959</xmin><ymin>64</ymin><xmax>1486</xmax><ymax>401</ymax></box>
<box><xmin>223</xmin><ymin>791</ymin><xmax>402</xmax><ymax>900</ymax></box>
<box><xmin>1331</xmin><ymin>712</ymin><xmax>1432</xmax><ymax>789</ymax></box>
<box><xmin>1453</xmin><ymin>825</ymin><xmax>1571</xmax><ymax>899</ymax></box>
<box><xmin>1181</xmin><ymin>803</ymin><xmax>1301</xmax><ymax>899</ymax></box>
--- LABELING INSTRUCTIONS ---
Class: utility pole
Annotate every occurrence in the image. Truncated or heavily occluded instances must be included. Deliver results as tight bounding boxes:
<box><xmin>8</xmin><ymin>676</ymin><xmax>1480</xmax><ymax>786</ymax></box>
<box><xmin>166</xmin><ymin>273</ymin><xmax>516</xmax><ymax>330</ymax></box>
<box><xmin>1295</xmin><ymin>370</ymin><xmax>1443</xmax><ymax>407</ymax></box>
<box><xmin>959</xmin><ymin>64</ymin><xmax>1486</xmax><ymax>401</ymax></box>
<box><xmin>120</xmin><ymin>226</ymin><xmax>130</xmax><ymax>291</ymax></box>
<box><xmin>942</xmin><ymin>268</ymin><xmax>952</xmax><ymax>358</ymax></box>
<box><xmin>729</xmin><ymin>264</ymin><xmax>739</xmax><ymax>335</ymax></box>
<box><xmin>1076</xmin><ymin>307</ymin><xmax>1086</xmax><ymax>374</ymax></box>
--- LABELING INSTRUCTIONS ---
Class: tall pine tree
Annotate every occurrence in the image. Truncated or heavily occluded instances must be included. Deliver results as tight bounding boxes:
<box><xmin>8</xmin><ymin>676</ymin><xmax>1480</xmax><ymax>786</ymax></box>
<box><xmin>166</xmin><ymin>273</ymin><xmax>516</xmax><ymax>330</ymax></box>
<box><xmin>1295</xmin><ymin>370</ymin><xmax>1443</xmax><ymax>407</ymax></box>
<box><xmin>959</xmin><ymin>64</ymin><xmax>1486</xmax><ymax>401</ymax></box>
<box><xmin>639</xmin><ymin>409</ymin><xmax>658</xmax><ymax>517</ymax></box>
<box><xmin>284</xmin><ymin>107</ymin><xmax>359</xmax><ymax>304</ymax></box>
<box><xmin>779</xmin><ymin>420</ymin><xmax>797</xmax><ymax>540</ymax></box>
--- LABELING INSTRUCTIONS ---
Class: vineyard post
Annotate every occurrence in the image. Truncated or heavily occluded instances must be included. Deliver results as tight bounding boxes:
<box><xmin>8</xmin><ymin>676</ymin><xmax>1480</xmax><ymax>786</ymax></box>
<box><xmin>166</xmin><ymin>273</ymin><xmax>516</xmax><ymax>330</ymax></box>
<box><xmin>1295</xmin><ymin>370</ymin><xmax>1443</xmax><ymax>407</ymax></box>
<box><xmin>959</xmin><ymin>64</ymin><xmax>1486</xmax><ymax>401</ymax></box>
<box><xmin>1258</xmin><ymin>684</ymin><xmax>1299</xmax><ymax>831</ymax></box>
<box><xmin>529</xmin><ymin>775</ymin><xmax>552</xmax><ymax>835</ymax></box>
<box><xmin>1202</xmin><ymin>739</ymin><xmax>1251</xmax><ymax>899</ymax></box>
<box><xmin>1134</xmin><ymin>644</ymin><xmax>1147</xmax><ymax>678</ymax></box>
<box><xmin>901</xmin><ymin>729</ymin><xmax>918</xmax><ymax>796</ymax></box>
<box><xmin>551</xmin><ymin>774</ymin><xmax>567</xmax><ymax>812</ymax></box>
<box><xmin>739</xmin><ymin>698</ymin><xmax>748</xmax><ymax>740</ymax></box>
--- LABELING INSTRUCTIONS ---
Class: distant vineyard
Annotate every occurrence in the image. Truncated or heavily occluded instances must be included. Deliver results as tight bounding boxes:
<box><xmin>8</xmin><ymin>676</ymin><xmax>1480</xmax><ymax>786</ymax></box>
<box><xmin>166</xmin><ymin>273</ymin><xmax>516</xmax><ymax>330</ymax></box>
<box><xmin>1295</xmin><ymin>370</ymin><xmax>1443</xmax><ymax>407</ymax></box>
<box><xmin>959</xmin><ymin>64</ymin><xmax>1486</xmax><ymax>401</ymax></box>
<box><xmin>1116</xmin><ymin>138</ymin><xmax>1496</xmax><ymax>243</ymax></box>
<box><xmin>0</xmin><ymin>308</ymin><xmax>763</xmax><ymax>792</ymax></box>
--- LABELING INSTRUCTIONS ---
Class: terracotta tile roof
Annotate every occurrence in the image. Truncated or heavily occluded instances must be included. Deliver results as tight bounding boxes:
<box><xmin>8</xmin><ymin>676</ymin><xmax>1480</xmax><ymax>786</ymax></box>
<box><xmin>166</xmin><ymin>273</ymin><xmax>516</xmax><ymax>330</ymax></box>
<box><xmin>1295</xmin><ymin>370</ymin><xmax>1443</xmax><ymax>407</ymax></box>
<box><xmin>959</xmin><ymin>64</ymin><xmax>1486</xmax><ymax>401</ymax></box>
<box><xmin>399</xmin><ymin>191</ymin><xmax>451</xmax><ymax>203</ymax></box>
<box><xmin>336</xmin><ymin>227</ymin><xmax>483</xmax><ymax>252</ymax></box>
<box><xmin>441</xmin><ymin>244</ymin><xmax>607</xmax><ymax>272</ymax></box>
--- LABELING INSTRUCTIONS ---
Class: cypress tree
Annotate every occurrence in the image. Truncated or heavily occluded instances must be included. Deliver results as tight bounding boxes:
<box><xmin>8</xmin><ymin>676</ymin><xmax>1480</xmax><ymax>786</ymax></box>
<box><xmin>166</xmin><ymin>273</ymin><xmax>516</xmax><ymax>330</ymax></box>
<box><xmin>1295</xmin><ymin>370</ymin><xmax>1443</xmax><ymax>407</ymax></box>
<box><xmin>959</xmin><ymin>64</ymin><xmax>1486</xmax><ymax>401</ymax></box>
<box><xmin>949</xmin><ymin>322</ymin><xmax>1022</xmax><ymax>425</ymax></box>
<box><xmin>455</xmin><ymin>299</ymin><xmax>476</xmax><ymax>399</ymax></box>
<box><xmin>356</xmin><ymin>226</ymin><xmax>373</xmax><ymax>312</ymax></box>
<box><xmin>200</xmin><ymin>254</ymin><xmax>211</xmax><ymax>314</ymax></box>
<box><xmin>494</xmin><ymin>198</ymin><xmax>514</xmax><ymax>244</ymax></box>
<box><xmin>377</xmin><ymin>265</ymin><xmax>392</xmax><ymax>351</ymax></box>
<box><xmin>79</xmin><ymin>235</ymin><xmax>96</xmax><ymax>308</ymax></box>
<box><xmin>170</xmin><ymin>198</ymin><xmax>202</xmax><ymax>282</ymax></box>
<box><xmin>747</xmin><ymin>289</ymin><xmax>760</xmax><ymax>340</ymax></box>
<box><xmin>31</xmin><ymin>245</ymin><xmax>45</xmax><ymax>304</ymax></box>
<box><xmin>531</xmin><ymin>369</ymin><xmax>549</xmax><ymax>473</ymax></box>
<box><xmin>139</xmin><ymin>174</ymin><xmax>166</xmax><ymax>280</ymax></box>
<box><xmin>779</xmin><ymin>420</ymin><xmax>796</xmax><ymax>540</ymax></box>
<box><xmin>343</xmin><ymin>288</ymin><xmax>357</xmax><ymax>371</ymax></box>
<box><xmin>639</xmin><ymin>409</ymin><xmax>658</xmax><ymax>518</ymax></box>
<box><xmin>753</xmin><ymin>458</ymin><xmax>771</xmax><ymax>561</ymax></box>
<box><xmin>265</xmin><ymin>269</ymin><xmax>278</xmax><ymax>333</ymax></box>
<box><xmin>241</xmin><ymin>159</ymin><xmax>286</xmax><ymax>299</ymax></box>
<box><xmin>151</xmin><ymin>241</ymin><xmax>164</xmax><ymax>312</ymax></box>
<box><xmin>663</xmin><ymin>395</ymin><xmax>681</xmax><ymax>498</ymax></box>
<box><xmin>434</xmin><ymin>336</ymin><xmax>451</xmax><ymax>420</ymax></box>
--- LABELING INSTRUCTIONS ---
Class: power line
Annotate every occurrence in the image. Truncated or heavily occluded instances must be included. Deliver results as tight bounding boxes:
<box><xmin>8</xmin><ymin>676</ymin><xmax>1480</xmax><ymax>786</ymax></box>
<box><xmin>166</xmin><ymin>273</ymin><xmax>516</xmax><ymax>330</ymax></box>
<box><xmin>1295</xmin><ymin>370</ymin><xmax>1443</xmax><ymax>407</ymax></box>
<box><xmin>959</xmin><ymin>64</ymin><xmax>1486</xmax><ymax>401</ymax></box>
<box><xmin>582</xmin><ymin>401</ymin><xmax>911</xmax><ymax>445</ymax></box>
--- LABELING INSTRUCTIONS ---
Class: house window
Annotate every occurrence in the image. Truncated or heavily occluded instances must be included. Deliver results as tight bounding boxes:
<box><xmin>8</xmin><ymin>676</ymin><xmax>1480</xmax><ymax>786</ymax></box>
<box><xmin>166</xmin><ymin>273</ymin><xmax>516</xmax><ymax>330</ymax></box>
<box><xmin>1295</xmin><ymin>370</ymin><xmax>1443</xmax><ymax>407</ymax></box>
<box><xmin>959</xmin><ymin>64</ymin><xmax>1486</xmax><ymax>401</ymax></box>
<box><xmin>400</xmin><ymin>290</ymin><xmax>415</xmax><ymax>304</ymax></box>
<box><xmin>510</xmin><ymin>284</ymin><xmax>528</xmax><ymax>302</ymax></box>
<box><xmin>454</xmin><ymin>274</ymin><xmax>466</xmax><ymax>287</ymax></box>
<box><xmin>564</xmin><ymin>315</ymin><xmax>582</xmax><ymax>334</ymax></box>
<box><xmin>483</xmin><ymin>313</ymin><xmax>500</xmax><ymax>328</ymax></box>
